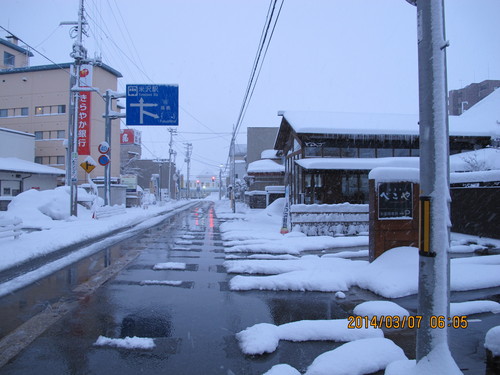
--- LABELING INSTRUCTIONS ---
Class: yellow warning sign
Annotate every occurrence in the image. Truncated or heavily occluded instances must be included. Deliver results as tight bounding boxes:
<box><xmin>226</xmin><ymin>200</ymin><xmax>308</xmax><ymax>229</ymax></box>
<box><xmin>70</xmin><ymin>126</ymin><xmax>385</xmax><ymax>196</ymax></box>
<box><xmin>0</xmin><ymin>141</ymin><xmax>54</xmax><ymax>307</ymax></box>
<box><xmin>80</xmin><ymin>161</ymin><xmax>96</xmax><ymax>173</ymax></box>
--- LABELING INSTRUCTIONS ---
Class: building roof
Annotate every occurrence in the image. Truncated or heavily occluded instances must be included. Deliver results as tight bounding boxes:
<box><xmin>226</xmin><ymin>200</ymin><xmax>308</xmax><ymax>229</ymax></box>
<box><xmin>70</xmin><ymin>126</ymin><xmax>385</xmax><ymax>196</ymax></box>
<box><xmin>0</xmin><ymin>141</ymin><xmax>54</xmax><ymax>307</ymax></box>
<box><xmin>0</xmin><ymin>127</ymin><xmax>34</xmax><ymax>138</ymax></box>
<box><xmin>247</xmin><ymin>159</ymin><xmax>285</xmax><ymax>173</ymax></box>
<box><xmin>449</xmin><ymin>88</ymin><xmax>500</xmax><ymax>137</ymax></box>
<box><xmin>277</xmin><ymin>89</ymin><xmax>500</xmax><ymax>142</ymax></box>
<box><xmin>0</xmin><ymin>157</ymin><xmax>65</xmax><ymax>175</ymax></box>
<box><xmin>296</xmin><ymin>157</ymin><xmax>420</xmax><ymax>171</ymax></box>
<box><xmin>0</xmin><ymin>61</ymin><xmax>122</xmax><ymax>78</ymax></box>
<box><xmin>0</xmin><ymin>38</ymin><xmax>34</xmax><ymax>57</ymax></box>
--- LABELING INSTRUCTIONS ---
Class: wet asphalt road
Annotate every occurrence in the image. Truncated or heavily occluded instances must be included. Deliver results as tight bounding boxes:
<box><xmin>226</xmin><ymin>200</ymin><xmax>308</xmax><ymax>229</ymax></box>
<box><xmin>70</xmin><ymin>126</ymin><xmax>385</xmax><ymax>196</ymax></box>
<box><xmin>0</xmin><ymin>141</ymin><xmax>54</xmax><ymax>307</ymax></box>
<box><xmin>0</xmin><ymin>203</ymin><xmax>345</xmax><ymax>375</ymax></box>
<box><xmin>0</xmin><ymin>201</ymin><xmax>498</xmax><ymax>374</ymax></box>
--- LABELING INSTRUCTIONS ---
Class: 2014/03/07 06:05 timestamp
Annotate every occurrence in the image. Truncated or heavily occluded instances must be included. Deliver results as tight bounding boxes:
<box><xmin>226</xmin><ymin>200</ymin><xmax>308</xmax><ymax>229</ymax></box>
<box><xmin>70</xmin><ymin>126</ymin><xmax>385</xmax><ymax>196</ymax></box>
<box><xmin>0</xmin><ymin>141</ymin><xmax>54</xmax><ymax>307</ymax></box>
<box><xmin>347</xmin><ymin>315</ymin><xmax>469</xmax><ymax>329</ymax></box>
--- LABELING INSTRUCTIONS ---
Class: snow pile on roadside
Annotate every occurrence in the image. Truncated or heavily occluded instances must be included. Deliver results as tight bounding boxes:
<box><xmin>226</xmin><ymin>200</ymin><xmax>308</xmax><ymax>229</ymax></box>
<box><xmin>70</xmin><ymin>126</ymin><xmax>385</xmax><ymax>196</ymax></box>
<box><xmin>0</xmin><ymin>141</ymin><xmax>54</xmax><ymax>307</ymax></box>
<box><xmin>485</xmin><ymin>326</ymin><xmax>500</xmax><ymax>356</ymax></box>
<box><xmin>0</xmin><ymin>187</ymin><xmax>195</xmax><ymax>273</ymax></box>
<box><xmin>4</xmin><ymin>186</ymin><xmax>94</xmax><ymax>226</ymax></box>
<box><xmin>236</xmin><ymin>319</ymin><xmax>383</xmax><ymax>355</ymax></box>
<box><xmin>227</xmin><ymin>247</ymin><xmax>500</xmax><ymax>298</ymax></box>
<box><xmin>353</xmin><ymin>301</ymin><xmax>409</xmax><ymax>319</ymax></box>
<box><xmin>263</xmin><ymin>364</ymin><xmax>301</xmax><ymax>375</ymax></box>
<box><xmin>94</xmin><ymin>335</ymin><xmax>155</xmax><ymax>350</ymax></box>
<box><xmin>305</xmin><ymin>338</ymin><xmax>407</xmax><ymax>375</ymax></box>
<box><xmin>386</xmin><ymin>343</ymin><xmax>462</xmax><ymax>375</ymax></box>
<box><xmin>450</xmin><ymin>300</ymin><xmax>500</xmax><ymax>316</ymax></box>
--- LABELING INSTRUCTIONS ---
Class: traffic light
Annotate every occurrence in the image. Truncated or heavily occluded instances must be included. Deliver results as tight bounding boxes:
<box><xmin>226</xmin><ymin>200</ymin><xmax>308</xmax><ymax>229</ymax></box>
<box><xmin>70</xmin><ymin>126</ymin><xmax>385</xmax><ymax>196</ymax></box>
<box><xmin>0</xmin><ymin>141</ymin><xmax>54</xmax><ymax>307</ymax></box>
<box><xmin>212</xmin><ymin>176</ymin><xmax>216</xmax><ymax>182</ymax></box>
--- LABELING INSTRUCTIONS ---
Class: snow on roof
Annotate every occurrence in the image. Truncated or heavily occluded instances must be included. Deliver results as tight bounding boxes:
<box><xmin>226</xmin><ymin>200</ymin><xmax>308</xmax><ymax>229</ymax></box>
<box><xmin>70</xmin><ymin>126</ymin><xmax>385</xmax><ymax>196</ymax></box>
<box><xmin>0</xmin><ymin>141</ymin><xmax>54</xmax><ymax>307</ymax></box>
<box><xmin>296</xmin><ymin>147</ymin><xmax>500</xmax><ymax>173</ymax></box>
<box><xmin>0</xmin><ymin>157</ymin><xmax>65</xmax><ymax>175</ymax></box>
<box><xmin>0</xmin><ymin>127</ymin><xmax>34</xmax><ymax>137</ymax></box>
<box><xmin>449</xmin><ymin>147</ymin><xmax>500</xmax><ymax>171</ymax></box>
<box><xmin>247</xmin><ymin>159</ymin><xmax>285</xmax><ymax>173</ymax></box>
<box><xmin>296</xmin><ymin>157</ymin><xmax>420</xmax><ymax>171</ymax></box>
<box><xmin>450</xmin><ymin>89</ymin><xmax>500</xmax><ymax>137</ymax></box>
<box><xmin>282</xmin><ymin>111</ymin><xmax>419</xmax><ymax>136</ymax></box>
<box><xmin>281</xmin><ymin>90</ymin><xmax>500</xmax><ymax>137</ymax></box>
<box><xmin>261</xmin><ymin>149</ymin><xmax>278</xmax><ymax>159</ymax></box>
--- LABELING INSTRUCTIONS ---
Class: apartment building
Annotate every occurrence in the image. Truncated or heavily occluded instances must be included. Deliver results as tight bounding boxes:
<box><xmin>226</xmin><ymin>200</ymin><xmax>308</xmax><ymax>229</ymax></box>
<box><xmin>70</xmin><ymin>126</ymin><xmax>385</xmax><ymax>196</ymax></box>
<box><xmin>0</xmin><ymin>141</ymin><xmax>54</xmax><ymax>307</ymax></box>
<box><xmin>0</xmin><ymin>37</ymin><xmax>122</xmax><ymax>184</ymax></box>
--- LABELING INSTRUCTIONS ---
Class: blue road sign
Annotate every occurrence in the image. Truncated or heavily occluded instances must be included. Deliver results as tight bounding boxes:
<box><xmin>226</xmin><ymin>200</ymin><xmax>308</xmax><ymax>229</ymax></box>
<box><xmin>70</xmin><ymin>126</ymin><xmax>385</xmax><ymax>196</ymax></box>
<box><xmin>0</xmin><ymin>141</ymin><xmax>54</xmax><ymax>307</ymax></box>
<box><xmin>98</xmin><ymin>154</ymin><xmax>110</xmax><ymax>166</ymax></box>
<box><xmin>126</xmin><ymin>84</ymin><xmax>179</xmax><ymax>126</ymax></box>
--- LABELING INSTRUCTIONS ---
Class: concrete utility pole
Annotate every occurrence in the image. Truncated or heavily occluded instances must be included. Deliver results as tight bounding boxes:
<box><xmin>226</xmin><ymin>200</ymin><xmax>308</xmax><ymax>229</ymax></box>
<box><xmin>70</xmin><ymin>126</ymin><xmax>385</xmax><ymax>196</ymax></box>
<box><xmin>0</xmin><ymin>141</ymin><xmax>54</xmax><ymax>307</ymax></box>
<box><xmin>67</xmin><ymin>0</ymin><xmax>88</xmax><ymax>217</ymax></box>
<box><xmin>167</xmin><ymin>128</ymin><xmax>176</xmax><ymax>200</ymax></box>
<box><xmin>184</xmin><ymin>143</ymin><xmax>192</xmax><ymax>199</ymax></box>
<box><xmin>103</xmin><ymin>90</ymin><xmax>126</xmax><ymax>205</ymax></box>
<box><xmin>407</xmin><ymin>0</ymin><xmax>458</xmax><ymax>368</ymax></box>
<box><xmin>231</xmin><ymin>126</ymin><xmax>236</xmax><ymax>213</ymax></box>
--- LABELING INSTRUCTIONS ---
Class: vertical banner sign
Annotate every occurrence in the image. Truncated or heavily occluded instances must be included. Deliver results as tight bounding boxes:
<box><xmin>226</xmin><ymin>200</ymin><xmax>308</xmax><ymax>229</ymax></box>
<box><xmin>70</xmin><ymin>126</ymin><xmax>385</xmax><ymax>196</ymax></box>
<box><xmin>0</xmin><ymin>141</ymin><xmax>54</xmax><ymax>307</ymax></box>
<box><xmin>77</xmin><ymin>64</ymin><xmax>93</xmax><ymax>155</ymax></box>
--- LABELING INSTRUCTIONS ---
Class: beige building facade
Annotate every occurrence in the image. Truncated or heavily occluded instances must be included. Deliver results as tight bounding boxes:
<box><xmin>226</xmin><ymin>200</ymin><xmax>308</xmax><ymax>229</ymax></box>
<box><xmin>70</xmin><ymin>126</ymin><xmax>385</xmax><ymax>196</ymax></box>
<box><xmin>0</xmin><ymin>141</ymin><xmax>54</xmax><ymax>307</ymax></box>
<box><xmin>0</xmin><ymin>37</ymin><xmax>123</xmax><ymax>185</ymax></box>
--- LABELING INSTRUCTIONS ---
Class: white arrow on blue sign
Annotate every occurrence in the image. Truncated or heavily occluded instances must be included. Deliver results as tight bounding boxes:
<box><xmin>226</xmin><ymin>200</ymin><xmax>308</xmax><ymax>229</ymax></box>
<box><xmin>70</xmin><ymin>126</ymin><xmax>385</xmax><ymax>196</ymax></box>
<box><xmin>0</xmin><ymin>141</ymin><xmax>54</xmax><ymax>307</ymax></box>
<box><xmin>126</xmin><ymin>84</ymin><xmax>179</xmax><ymax>126</ymax></box>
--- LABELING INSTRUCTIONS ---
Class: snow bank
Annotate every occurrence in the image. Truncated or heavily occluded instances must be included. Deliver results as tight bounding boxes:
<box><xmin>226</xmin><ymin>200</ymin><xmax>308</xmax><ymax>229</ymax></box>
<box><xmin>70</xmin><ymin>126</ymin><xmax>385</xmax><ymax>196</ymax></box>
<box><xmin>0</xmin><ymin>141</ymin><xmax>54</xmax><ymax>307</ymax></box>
<box><xmin>485</xmin><ymin>326</ymin><xmax>500</xmax><ymax>356</ymax></box>
<box><xmin>263</xmin><ymin>364</ymin><xmax>300</xmax><ymax>375</ymax></box>
<box><xmin>304</xmin><ymin>338</ymin><xmax>407</xmax><ymax>375</ymax></box>
<box><xmin>356</xmin><ymin>247</ymin><xmax>419</xmax><ymax>298</ymax></box>
<box><xmin>385</xmin><ymin>343</ymin><xmax>462</xmax><ymax>375</ymax></box>
<box><xmin>353</xmin><ymin>301</ymin><xmax>409</xmax><ymax>319</ymax></box>
<box><xmin>236</xmin><ymin>319</ymin><xmax>383</xmax><ymax>355</ymax></box>
<box><xmin>450</xmin><ymin>300</ymin><xmax>500</xmax><ymax>316</ymax></box>
<box><xmin>94</xmin><ymin>336</ymin><xmax>155</xmax><ymax>350</ymax></box>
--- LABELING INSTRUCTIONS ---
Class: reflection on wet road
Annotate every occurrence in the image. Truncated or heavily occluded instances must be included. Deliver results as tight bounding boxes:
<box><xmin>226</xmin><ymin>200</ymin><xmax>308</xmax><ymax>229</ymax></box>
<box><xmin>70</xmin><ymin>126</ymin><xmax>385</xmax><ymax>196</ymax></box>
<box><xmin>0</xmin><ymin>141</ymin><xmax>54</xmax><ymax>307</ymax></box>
<box><xmin>0</xmin><ymin>202</ymin><xmax>356</xmax><ymax>375</ymax></box>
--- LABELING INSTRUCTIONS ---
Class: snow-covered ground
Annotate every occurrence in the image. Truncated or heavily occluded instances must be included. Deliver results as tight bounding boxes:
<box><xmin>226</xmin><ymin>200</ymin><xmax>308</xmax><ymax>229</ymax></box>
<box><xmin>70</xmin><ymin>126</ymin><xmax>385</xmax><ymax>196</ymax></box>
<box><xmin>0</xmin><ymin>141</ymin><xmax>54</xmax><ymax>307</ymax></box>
<box><xmin>0</xmin><ymin>186</ymin><xmax>196</xmax><ymax>297</ymax></box>
<box><xmin>215</xmin><ymin>198</ymin><xmax>500</xmax><ymax>374</ymax></box>
<box><xmin>1</xmin><ymin>189</ymin><xmax>500</xmax><ymax>374</ymax></box>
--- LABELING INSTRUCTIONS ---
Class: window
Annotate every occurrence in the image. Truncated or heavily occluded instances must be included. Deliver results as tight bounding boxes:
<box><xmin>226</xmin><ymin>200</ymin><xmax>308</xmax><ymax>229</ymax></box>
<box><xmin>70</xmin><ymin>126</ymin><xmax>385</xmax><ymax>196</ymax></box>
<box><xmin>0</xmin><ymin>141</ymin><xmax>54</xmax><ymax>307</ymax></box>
<box><xmin>359</xmin><ymin>148</ymin><xmax>376</xmax><ymax>158</ymax></box>
<box><xmin>377</xmin><ymin>148</ymin><xmax>393</xmax><ymax>158</ymax></box>
<box><xmin>394</xmin><ymin>148</ymin><xmax>411</xmax><ymax>157</ymax></box>
<box><xmin>323</xmin><ymin>147</ymin><xmax>341</xmax><ymax>157</ymax></box>
<box><xmin>35</xmin><ymin>105</ymin><xmax>66</xmax><ymax>116</ymax></box>
<box><xmin>57</xmin><ymin>156</ymin><xmax>65</xmax><ymax>165</ymax></box>
<box><xmin>305</xmin><ymin>146</ymin><xmax>321</xmax><ymax>157</ymax></box>
<box><xmin>0</xmin><ymin>107</ymin><xmax>29</xmax><ymax>117</ymax></box>
<box><xmin>34</xmin><ymin>131</ymin><xmax>43</xmax><ymax>140</ymax></box>
<box><xmin>35</xmin><ymin>156</ymin><xmax>43</xmax><ymax>164</ymax></box>
<box><xmin>3</xmin><ymin>51</ymin><xmax>15</xmax><ymax>67</ymax></box>
<box><xmin>342</xmin><ymin>147</ymin><xmax>358</xmax><ymax>158</ymax></box>
<box><xmin>57</xmin><ymin>130</ymin><xmax>65</xmax><ymax>138</ymax></box>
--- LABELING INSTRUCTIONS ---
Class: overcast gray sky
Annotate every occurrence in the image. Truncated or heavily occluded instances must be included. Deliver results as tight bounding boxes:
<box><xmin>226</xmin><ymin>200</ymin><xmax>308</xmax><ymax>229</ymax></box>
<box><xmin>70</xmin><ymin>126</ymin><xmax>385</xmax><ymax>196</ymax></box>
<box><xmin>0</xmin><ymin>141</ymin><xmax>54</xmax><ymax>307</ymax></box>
<box><xmin>2</xmin><ymin>0</ymin><xmax>500</xmax><ymax>176</ymax></box>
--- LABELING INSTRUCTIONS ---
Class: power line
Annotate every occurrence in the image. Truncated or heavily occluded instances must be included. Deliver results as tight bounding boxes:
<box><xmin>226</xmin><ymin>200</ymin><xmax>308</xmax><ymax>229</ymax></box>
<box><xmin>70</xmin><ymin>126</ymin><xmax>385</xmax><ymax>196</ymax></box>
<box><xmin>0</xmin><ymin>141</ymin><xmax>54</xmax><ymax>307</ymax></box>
<box><xmin>226</xmin><ymin>0</ymin><xmax>285</xmax><ymax>170</ymax></box>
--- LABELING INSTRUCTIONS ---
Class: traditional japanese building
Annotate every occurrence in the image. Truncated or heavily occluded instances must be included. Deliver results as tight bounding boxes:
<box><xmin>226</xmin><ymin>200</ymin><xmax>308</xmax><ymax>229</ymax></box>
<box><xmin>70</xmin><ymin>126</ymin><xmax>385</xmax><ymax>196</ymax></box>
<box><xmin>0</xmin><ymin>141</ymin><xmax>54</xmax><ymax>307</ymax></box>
<box><xmin>275</xmin><ymin>89</ymin><xmax>497</xmax><ymax>205</ymax></box>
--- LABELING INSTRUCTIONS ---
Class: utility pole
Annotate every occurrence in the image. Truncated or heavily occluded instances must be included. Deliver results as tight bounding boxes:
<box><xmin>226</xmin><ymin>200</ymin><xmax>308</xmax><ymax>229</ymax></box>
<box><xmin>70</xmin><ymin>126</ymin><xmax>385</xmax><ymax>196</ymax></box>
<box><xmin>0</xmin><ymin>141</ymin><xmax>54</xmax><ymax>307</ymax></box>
<box><xmin>184</xmin><ymin>143</ymin><xmax>192</xmax><ymax>199</ymax></box>
<box><xmin>67</xmin><ymin>0</ymin><xmax>88</xmax><ymax>217</ymax></box>
<box><xmin>406</xmin><ymin>0</ymin><xmax>459</xmax><ymax>370</ymax></box>
<box><xmin>231</xmin><ymin>126</ymin><xmax>236</xmax><ymax>213</ymax></box>
<box><xmin>103</xmin><ymin>90</ymin><xmax>126</xmax><ymax>205</ymax></box>
<box><xmin>167</xmin><ymin>128</ymin><xmax>176</xmax><ymax>200</ymax></box>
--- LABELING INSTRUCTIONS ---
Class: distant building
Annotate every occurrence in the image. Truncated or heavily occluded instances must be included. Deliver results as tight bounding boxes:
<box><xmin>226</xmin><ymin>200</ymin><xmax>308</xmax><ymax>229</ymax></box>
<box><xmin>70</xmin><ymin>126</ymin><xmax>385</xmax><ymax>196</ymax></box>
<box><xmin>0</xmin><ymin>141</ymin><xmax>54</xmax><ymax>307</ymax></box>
<box><xmin>449</xmin><ymin>79</ymin><xmax>500</xmax><ymax>115</ymax></box>
<box><xmin>0</xmin><ymin>127</ymin><xmax>64</xmax><ymax>210</ymax></box>
<box><xmin>246</xmin><ymin>127</ymin><xmax>279</xmax><ymax>164</ymax></box>
<box><xmin>0</xmin><ymin>36</ymin><xmax>123</xmax><ymax>185</ymax></box>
